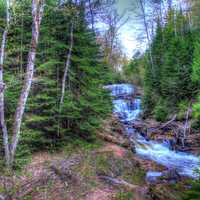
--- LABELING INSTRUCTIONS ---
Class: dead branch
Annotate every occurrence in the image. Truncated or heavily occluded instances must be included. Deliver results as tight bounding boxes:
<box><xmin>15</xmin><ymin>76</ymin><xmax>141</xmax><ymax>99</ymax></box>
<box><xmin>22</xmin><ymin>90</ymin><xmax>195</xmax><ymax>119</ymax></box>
<box><xmin>98</xmin><ymin>175</ymin><xmax>139</xmax><ymax>190</ymax></box>
<box><xmin>159</xmin><ymin>114</ymin><xmax>177</xmax><ymax>129</ymax></box>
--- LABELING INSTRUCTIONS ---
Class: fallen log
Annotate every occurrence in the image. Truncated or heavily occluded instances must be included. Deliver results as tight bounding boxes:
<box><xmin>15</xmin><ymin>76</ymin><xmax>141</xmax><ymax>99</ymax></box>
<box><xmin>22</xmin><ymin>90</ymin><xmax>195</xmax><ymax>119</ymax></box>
<box><xmin>159</xmin><ymin>114</ymin><xmax>177</xmax><ymax>130</ymax></box>
<box><xmin>98</xmin><ymin>175</ymin><xmax>139</xmax><ymax>190</ymax></box>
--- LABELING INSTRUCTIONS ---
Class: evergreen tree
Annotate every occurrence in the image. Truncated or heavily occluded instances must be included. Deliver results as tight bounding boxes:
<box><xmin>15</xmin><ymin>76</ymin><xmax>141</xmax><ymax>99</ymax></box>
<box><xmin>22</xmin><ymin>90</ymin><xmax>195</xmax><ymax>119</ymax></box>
<box><xmin>0</xmin><ymin>0</ymin><xmax>113</xmax><ymax>158</ymax></box>
<box><xmin>142</xmin><ymin>10</ymin><xmax>194</xmax><ymax>120</ymax></box>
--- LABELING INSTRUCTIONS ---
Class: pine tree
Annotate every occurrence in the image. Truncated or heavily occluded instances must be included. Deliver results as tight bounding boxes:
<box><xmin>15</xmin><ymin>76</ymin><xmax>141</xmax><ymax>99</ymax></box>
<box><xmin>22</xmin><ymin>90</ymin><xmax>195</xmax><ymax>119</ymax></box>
<box><xmin>142</xmin><ymin>10</ymin><xmax>194</xmax><ymax>120</ymax></box>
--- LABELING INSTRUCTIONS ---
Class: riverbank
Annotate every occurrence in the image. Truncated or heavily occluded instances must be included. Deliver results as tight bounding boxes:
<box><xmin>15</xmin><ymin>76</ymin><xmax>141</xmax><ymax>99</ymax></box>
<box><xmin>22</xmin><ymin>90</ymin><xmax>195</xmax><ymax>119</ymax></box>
<box><xmin>132</xmin><ymin>117</ymin><xmax>200</xmax><ymax>155</ymax></box>
<box><xmin>107</xmin><ymin>83</ymin><xmax>199</xmax><ymax>178</ymax></box>
<box><xmin>0</xmin><ymin>116</ymin><xmax>187</xmax><ymax>200</ymax></box>
<box><xmin>132</xmin><ymin>84</ymin><xmax>200</xmax><ymax>155</ymax></box>
<box><xmin>0</xmin><ymin>116</ymin><xmax>143</xmax><ymax>200</ymax></box>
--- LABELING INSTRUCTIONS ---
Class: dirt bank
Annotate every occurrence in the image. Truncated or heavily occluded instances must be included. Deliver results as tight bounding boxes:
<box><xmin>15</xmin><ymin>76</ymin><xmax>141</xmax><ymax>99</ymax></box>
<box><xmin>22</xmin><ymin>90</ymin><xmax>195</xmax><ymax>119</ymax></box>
<box><xmin>0</xmin><ymin>116</ymin><xmax>187</xmax><ymax>200</ymax></box>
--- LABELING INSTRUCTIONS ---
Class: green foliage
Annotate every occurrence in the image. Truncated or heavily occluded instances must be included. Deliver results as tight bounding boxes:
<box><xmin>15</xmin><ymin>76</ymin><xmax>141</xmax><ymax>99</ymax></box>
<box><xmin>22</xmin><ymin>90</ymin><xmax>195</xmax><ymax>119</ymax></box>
<box><xmin>192</xmin><ymin>40</ymin><xmax>200</xmax><ymax>84</ymax></box>
<box><xmin>123</xmin><ymin>56</ymin><xmax>145</xmax><ymax>86</ymax></box>
<box><xmin>192</xmin><ymin>95</ymin><xmax>200</xmax><ymax>128</ymax></box>
<box><xmin>113</xmin><ymin>191</ymin><xmax>134</xmax><ymax>200</ymax></box>
<box><xmin>153</xmin><ymin>98</ymin><xmax>169</xmax><ymax>122</ymax></box>
<box><xmin>182</xmin><ymin>179</ymin><xmax>200</xmax><ymax>200</ymax></box>
<box><xmin>193</xmin><ymin>103</ymin><xmax>200</xmax><ymax>120</ymax></box>
<box><xmin>0</xmin><ymin>0</ymin><xmax>115</xmax><ymax>164</ymax></box>
<box><xmin>142</xmin><ymin>10</ymin><xmax>194</xmax><ymax>119</ymax></box>
<box><xmin>177</xmin><ymin>101</ymin><xmax>189</xmax><ymax>121</ymax></box>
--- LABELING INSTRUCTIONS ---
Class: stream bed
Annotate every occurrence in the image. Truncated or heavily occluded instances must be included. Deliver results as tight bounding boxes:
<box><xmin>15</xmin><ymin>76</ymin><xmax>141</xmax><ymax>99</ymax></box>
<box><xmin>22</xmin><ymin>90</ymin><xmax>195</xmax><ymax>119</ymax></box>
<box><xmin>105</xmin><ymin>84</ymin><xmax>200</xmax><ymax>179</ymax></box>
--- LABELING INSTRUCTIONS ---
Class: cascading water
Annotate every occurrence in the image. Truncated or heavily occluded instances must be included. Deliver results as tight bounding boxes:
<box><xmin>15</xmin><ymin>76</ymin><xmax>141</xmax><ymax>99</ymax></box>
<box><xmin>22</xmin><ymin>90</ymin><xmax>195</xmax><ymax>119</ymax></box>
<box><xmin>105</xmin><ymin>84</ymin><xmax>200</xmax><ymax>178</ymax></box>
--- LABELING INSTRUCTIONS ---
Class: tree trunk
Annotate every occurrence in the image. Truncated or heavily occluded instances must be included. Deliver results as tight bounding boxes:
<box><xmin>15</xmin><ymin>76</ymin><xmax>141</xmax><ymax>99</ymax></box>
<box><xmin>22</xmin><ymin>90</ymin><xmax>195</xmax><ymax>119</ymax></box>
<box><xmin>138</xmin><ymin>0</ymin><xmax>155</xmax><ymax>76</ymax></box>
<box><xmin>182</xmin><ymin>106</ymin><xmax>191</xmax><ymax>148</ymax></box>
<box><xmin>88</xmin><ymin>0</ymin><xmax>94</xmax><ymax>31</ymax></box>
<box><xmin>57</xmin><ymin>22</ymin><xmax>74</xmax><ymax>136</ymax></box>
<box><xmin>10</xmin><ymin>0</ymin><xmax>44</xmax><ymax>164</ymax></box>
<box><xmin>0</xmin><ymin>0</ymin><xmax>11</xmax><ymax>166</ymax></box>
<box><xmin>60</xmin><ymin>23</ymin><xmax>74</xmax><ymax>106</ymax></box>
<box><xmin>98</xmin><ymin>175</ymin><xmax>141</xmax><ymax>191</ymax></box>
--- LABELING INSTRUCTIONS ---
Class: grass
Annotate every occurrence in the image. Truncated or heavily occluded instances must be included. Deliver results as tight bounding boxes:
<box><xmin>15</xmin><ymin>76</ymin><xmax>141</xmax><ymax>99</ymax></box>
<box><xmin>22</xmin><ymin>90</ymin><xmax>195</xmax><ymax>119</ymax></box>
<box><xmin>113</xmin><ymin>191</ymin><xmax>134</xmax><ymax>200</ymax></box>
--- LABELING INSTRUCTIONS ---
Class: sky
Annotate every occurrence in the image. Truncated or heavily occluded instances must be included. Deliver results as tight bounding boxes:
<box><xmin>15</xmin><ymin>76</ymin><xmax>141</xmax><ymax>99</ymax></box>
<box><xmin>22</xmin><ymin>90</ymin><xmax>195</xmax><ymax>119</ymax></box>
<box><xmin>115</xmin><ymin>0</ymin><xmax>182</xmax><ymax>58</ymax></box>
<box><xmin>116</xmin><ymin>0</ymin><xmax>145</xmax><ymax>58</ymax></box>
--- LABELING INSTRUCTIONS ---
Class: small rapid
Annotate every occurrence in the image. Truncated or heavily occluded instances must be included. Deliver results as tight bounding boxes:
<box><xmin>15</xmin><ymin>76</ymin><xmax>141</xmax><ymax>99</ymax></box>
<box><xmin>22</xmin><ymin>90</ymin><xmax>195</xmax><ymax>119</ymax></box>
<box><xmin>105</xmin><ymin>84</ymin><xmax>200</xmax><ymax>178</ymax></box>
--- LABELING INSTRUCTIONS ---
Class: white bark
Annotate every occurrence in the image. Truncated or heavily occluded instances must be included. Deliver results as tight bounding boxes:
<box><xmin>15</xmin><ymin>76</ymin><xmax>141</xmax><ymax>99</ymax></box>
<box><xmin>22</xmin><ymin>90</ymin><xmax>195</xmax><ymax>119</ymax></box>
<box><xmin>10</xmin><ymin>0</ymin><xmax>44</xmax><ymax>164</ymax></box>
<box><xmin>182</xmin><ymin>106</ymin><xmax>191</xmax><ymax>148</ymax></box>
<box><xmin>60</xmin><ymin>23</ymin><xmax>74</xmax><ymax>105</ymax></box>
<box><xmin>0</xmin><ymin>0</ymin><xmax>11</xmax><ymax>166</ymax></box>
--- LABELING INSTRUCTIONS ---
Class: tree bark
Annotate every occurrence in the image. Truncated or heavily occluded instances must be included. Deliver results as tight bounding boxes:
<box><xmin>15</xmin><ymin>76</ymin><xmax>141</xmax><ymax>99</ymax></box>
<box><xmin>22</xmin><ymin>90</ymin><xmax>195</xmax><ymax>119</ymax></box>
<box><xmin>98</xmin><ymin>175</ymin><xmax>140</xmax><ymax>191</ymax></box>
<box><xmin>0</xmin><ymin>0</ymin><xmax>11</xmax><ymax>166</ymax></box>
<box><xmin>88</xmin><ymin>0</ymin><xmax>94</xmax><ymax>31</ymax></box>
<box><xmin>57</xmin><ymin>22</ymin><xmax>74</xmax><ymax>136</ymax></box>
<box><xmin>10</xmin><ymin>0</ymin><xmax>44</xmax><ymax>164</ymax></box>
<box><xmin>182</xmin><ymin>106</ymin><xmax>191</xmax><ymax>148</ymax></box>
<box><xmin>60</xmin><ymin>23</ymin><xmax>74</xmax><ymax>106</ymax></box>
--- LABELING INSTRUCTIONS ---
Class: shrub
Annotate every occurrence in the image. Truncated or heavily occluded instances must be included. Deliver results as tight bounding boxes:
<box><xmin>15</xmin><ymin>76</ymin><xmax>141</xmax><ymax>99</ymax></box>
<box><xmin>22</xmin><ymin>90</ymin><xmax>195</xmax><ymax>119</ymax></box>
<box><xmin>182</xmin><ymin>179</ymin><xmax>200</xmax><ymax>200</ymax></box>
<box><xmin>113</xmin><ymin>191</ymin><xmax>134</xmax><ymax>200</ymax></box>
<box><xmin>153</xmin><ymin>99</ymin><xmax>169</xmax><ymax>122</ymax></box>
<box><xmin>192</xmin><ymin>102</ymin><xmax>200</xmax><ymax>121</ymax></box>
<box><xmin>177</xmin><ymin>101</ymin><xmax>189</xmax><ymax>121</ymax></box>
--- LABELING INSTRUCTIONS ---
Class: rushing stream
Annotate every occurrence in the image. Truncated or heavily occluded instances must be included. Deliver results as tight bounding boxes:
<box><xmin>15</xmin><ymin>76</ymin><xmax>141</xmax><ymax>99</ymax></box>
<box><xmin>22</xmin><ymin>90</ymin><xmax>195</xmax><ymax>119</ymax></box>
<box><xmin>105</xmin><ymin>84</ymin><xmax>200</xmax><ymax>178</ymax></box>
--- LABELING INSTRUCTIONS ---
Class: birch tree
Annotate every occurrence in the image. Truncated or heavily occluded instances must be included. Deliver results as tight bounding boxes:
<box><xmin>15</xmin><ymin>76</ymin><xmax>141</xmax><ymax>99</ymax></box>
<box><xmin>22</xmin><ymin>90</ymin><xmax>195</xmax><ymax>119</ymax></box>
<box><xmin>0</xmin><ymin>0</ymin><xmax>44</xmax><ymax>166</ymax></box>
<box><xmin>10</xmin><ymin>0</ymin><xmax>45</xmax><ymax>164</ymax></box>
<box><xmin>57</xmin><ymin>22</ymin><xmax>74</xmax><ymax>136</ymax></box>
<box><xmin>0</xmin><ymin>0</ymin><xmax>11</xmax><ymax>166</ymax></box>
<box><xmin>60</xmin><ymin>22</ymin><xmax>74</xmax><ymax>106</ymax></box>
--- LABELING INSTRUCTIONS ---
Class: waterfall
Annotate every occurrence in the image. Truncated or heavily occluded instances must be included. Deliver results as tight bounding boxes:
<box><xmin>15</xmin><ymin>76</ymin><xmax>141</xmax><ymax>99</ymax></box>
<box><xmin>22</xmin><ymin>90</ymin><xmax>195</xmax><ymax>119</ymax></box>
<box><xmin>105</xmin><ymin>84</ymin><xmax>200</xmax><ymax>178</ymax></box>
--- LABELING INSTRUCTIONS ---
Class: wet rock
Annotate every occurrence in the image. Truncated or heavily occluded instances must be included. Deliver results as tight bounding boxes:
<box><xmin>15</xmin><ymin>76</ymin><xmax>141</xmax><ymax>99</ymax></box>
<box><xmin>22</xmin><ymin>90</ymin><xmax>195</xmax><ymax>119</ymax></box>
<box><xmin>161</xmin><ymin>169</ymin><xmax>181</xmax><ymax>182</ymax></box>
<box><xmin>146</xmin><ymin>169</ymin><xmax>181</xmax><ymax>184</ymax></box>
<box><xmin>146</xmin><ymin>171</ymin><xmax>163</xmax><ymax>183</ymax></box>
<box><xmin>133</xmin><ymin>117</ymin><xmax>200</xmax><ymax>155</ymax></box>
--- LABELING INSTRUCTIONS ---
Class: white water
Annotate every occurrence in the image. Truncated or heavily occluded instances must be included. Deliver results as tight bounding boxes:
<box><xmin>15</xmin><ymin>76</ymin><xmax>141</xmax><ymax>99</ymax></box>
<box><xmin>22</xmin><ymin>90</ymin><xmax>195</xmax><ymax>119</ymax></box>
<box><xmin>106</xmin><ymin>84</ymin><xmax>200</xmax><ymax>178</ymax></box>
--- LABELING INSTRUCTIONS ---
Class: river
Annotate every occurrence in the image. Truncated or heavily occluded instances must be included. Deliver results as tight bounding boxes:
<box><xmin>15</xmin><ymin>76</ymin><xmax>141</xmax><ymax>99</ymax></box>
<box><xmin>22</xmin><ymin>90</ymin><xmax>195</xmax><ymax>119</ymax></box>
<box><xmin>104</xmin><ymin>84</ymin><xmax>200</xmax><ymax>179</ymax></box>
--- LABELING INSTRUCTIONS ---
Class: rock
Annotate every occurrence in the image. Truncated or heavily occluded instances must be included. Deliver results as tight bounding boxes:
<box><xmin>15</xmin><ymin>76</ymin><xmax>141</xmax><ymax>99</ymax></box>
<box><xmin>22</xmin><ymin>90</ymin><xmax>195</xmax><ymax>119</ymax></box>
<box><xmin>146</xmin><ymin>171</ymin><xmax>163</xmax><ymax>183</ymax></box>
<box><xmin>132</xmin><ymin>116</ymin><xmax>200</xmax><ymax>155</ymax></box>
<box><xmin>161</xmin><ymin>169</ymin><xmax>181</xmax><ymax>182</ymax></box>
<box><xmin>146</xmin><ymin>169</ymin><xmax>181</xmax><ymax>184</ymax></box>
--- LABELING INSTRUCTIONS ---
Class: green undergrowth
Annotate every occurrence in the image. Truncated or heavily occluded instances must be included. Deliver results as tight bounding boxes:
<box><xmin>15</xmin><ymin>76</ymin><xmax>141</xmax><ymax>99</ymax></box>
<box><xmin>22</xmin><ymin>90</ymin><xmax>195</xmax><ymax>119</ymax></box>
<box><xmin>74</xmin><ymin>150</ymin><xmax>146</xmax><ymax>189</ymax></box>
<box><xmin>0</xmin><ymin>134</ymin><xmax>103</xmax><ymax>173</ymax></box>
<box><xmin>113</xmin><ymin>191</ymin><xmax>134</xmax><ymax>200</ymax></box>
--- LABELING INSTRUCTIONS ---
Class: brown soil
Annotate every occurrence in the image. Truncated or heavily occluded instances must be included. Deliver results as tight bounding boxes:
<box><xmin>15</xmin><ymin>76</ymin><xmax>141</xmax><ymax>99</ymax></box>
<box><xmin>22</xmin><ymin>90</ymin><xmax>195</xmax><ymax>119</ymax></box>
<box><xmin>97</xmin><ymin>143</ymin><xmax>128</xmax><ymax>158</ymax></box>
<box><xmin>0</xmin><ymin>116</ymin><xmax>185</xmax><ymax>200</ymax></box>
<box><xmin>86</xmin><ymin>187</ymin><xmax>116</xmax><ymax>200</ymax></box>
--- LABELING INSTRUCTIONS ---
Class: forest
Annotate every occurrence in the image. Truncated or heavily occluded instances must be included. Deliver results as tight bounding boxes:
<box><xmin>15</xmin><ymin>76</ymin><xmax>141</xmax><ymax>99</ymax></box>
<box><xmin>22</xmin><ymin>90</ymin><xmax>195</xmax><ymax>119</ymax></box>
<box><xmin>0</xmin><ymin>0</ymin><xmax>200</xmax><ymax>200</ymax></box>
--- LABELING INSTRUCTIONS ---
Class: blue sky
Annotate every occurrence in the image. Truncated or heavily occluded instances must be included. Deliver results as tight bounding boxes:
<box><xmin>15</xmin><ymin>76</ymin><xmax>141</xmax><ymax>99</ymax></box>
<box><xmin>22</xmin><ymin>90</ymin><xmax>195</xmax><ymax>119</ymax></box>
<box><xmin>116</xmin><ymin>0</ymin><xmax>145</xmax><ymax>58</ymax></box>
<box><xmin>115</xmin><ymin>0</ymin><xmax>182</xmax><ymax>58</ymax></box>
